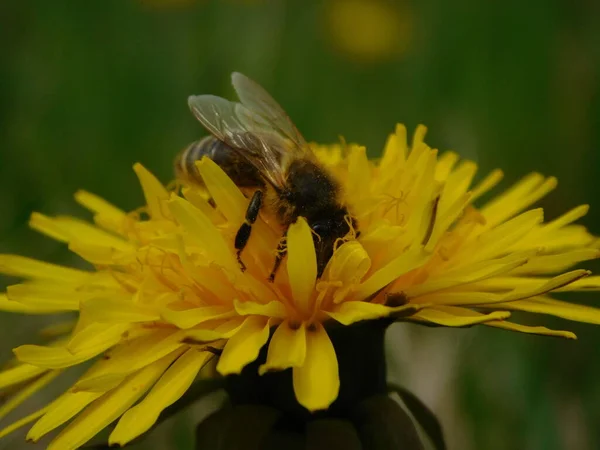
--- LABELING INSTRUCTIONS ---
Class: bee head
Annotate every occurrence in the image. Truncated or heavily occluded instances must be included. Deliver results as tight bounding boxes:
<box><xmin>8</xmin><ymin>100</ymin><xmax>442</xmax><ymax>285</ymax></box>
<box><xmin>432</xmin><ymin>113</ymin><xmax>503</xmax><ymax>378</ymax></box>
<box><xmin>310</xmin><ymin>209</ymin><xmax>357</xmax><ymax>278</ymax></box>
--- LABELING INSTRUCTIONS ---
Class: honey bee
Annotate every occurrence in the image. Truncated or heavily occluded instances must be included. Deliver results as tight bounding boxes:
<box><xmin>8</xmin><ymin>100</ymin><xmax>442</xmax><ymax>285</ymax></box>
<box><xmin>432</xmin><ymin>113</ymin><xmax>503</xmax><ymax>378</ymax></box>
<box><xmin>176</xmin><ymin>72</ymin><xmax>357</xmax><ymax>281</ymax></box>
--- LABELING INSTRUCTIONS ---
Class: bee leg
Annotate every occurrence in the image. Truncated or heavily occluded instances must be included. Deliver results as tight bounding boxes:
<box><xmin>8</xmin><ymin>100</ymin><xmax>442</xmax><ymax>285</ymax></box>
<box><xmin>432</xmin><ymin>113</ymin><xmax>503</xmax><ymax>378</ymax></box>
<box><xmin>234</xmin><ymin>190</ymin><xmax>263</xmax><ymax>272</ymax></box>
<box><xmin>268</xmin><ymin>237</ymin><xmax>287</xmax><ymax>282</ymax></box>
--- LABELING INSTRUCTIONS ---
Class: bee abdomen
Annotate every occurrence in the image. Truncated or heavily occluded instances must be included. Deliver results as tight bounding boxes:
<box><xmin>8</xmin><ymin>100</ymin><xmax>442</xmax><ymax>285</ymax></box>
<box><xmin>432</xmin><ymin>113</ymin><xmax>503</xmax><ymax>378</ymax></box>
<box><xmin>175</xmin><ymin>136</ymin><xmax>223</xmax><ymax>184</ymax></box>
<box><xmin>175</xmin><ymin>136</ymin><xmax>264</xmax><ymax>189</ymax></box>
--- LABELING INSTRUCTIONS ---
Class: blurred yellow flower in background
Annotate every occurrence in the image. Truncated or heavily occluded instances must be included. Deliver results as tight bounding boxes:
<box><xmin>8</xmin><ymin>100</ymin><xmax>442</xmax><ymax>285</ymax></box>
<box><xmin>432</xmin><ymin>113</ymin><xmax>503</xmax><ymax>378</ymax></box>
<box><xmin>1</xmin><ymin>125</ymin><xmax>600</xmax><ymax>448</ymax></box>
<box><xmin>325</xmin><ymin>0</ymin><xmax>413</xmax><ymax>62</ymax></box>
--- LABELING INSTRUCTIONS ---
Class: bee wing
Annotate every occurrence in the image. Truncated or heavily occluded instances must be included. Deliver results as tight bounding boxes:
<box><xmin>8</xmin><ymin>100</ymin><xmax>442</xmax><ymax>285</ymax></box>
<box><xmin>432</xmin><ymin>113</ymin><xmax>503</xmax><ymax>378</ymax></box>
<box><xmin>231</xmin><ymin>72</ymin><xmax>309</xmax><ymax>154</ymax></box>
<box><xmin>188</xmin><ymin>94</ymin><xmax>289</xmax><ymax>188</ymax></box>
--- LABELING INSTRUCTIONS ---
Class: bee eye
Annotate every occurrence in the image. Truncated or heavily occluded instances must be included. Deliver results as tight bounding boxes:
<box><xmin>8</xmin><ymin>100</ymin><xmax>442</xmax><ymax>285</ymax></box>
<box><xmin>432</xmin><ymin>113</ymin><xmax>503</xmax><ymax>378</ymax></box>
<box><xmin>311</xmin><ymin>221</ymin><xmax>329</xmax><ymax>236</ymax></box>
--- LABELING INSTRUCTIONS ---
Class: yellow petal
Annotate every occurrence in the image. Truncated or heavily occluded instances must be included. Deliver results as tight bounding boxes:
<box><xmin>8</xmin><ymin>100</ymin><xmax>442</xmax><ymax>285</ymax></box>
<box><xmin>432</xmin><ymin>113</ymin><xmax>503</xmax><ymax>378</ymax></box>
<box><xmin>67</xmin><ymin>322</ymin><xmax>130</xmax><ymax>355</ymax></box>
<box><xmin>133</xmin><ymin>163</ymin><xmax>172</xmax><ymax>220</ymax></box>
<box><xmin>75</xmin><ymin>191</ymin><xmax>127</xmax><ymax>235</ymax></box>
<box><xmin>346</xmin><ymin>146</ymin><xmax>371</xmax><ymax>200</ymax></box>
<box><xmin>47</xmin><ymin>351</ymin><xmax>179</xmax><ymax>450</ymax></box>
<box><xmin>412</xmin><ymin>124</ymin><xmax>428</xmax><ymax>148</ymax></box>
<box><xmin>0</xmin><ymin>293</ymin><xmax>61</xmax><ymax>314</ymax></box>
<box><xmin>31</xmin><ymin>214</ymin><xmax>133</xmax><ymax>251</ymax></box>
<box><xmin>324</xmin><ymin>241</ymin><xmax>371</xmax><ymax>285</ymax></box>
<box><xmin>73</xmin><ymin>330</ymin><xmax>186</xmax><ymax>390</ymax></box>
<box><xmin>327</xmin><ymin>301</ymin><xmax>392</xmax><ymax>325</ymax></box>
<box><xmin>351</xmin><ymin>246</ymin><xmax>430</xmax><ymax>301</ymax></box>
<box><xmin>0</xmin><ymin>255</ymin><xmax>90</xmax><ymax>282</ymax></box>
<box><xmin>287</xmin><ymin>217</ymin><xmax>317</xmax><ymax>316</ymax></box>
<box><xmin>171</xmin><ymin>236</ymin><xmax>234</xmax><ymax>298</ymax></box>
<box><xmin>373</xmin><ymin>127</ymin><xmax>406</xmax><ymax>192</ymax></box>
<box><xmin>67</xmin><ymin>241</ymin><xmax>127</xmax><ymax>266</ymax></box>
<box><xmin>435</xmin><ymin>151</ymin><xmax>459</xmax><ymax>181</ymax></box>
<box><xmin>414</xmin><ymin>270</ymin><xmax>591</xmax><ymax>307</ymax></box>
<box><xmin>196</xmin><ymin>157</ymin><xmax>247</xmax><ymax>224</ymax></box>
<box><xmin>27</xmin><ymin>391</ymin><xmax>103</xmax><ymax>442</ymax></box>
<box><xmin>0</xmin><ymin>370</ymin><xmax>62</xmax><ymax>421</ymax></box>
<box><xmin>481</xmin><ymin>173</ymin><xmax>557</xmax><ymax>228</ymax></box>
<box><xmin>543</xmin><ymin>204</ymin><xmax>589</xmax><ymax>231</ymax></box>
<box><xmin>81</xmin><ymin>296</ymin><xmax>160</xmax><ymax>323</ymax></box>
<box><xmin>404</xmin><ymin>253</ymin><xmax>530</xmax><ymax>298</ymax></box>
<box><xmin>502</xmin><ymin>270</ymin><xmax>592</xmax><ymax>301</ymax></box>
<box><xmin>216</xmin><ymin>316</ymin><xmax>270</xmax><ymax>375</ymax></box>
<box><xmin>7</xmin><ymin>283</ymin><xmax>89</xmax><ymax>311</ymax></box>
<box><xmin>259</xmin><ymin>321</ymin><xmax>306</xmax><ymax>375</ymax></box>
<box><xmin>109</xmin><ymin>349</ymin><xmax>212</xmax><ymax>445</ymax></box>
<box><xmin>469</xmin><ymin>169</ymin><xmax>504</xmax><ymax>202</ymax></box>
<box><xmin>181</xmin><ymin>186</ymin><xmax>226</xmax><ymax>225</ymax></box>
<box><xmin>486</xmin><ymin>296</ymin><xmax>600</xmax><ymax>325</ymax></box>
<box><xmin>168</xmin><ymin>195</ymin><xmax>238</xmax><ymax>272</ymax></box>
<box><xmin>411</xmin><ymin>306</ymin><xmax>510</xmax><ymax>327</ymax></box>
<box><xmin>13</xmin><ymin>346</ymin><xmax>78</xmax><ymax>369</ymax></box>
<box><xmin>29</xmin><ymin>212</ymin><xmax>69</xmax><ymax>242</ymax></box>
<box><xmin>511</xmin><ymin>249</ymin><xmax>599</xmax><ymax>274</ymax></box>
<box><xmin>162</xmin><ymin>305</ymin><xmax>236</xmax><ymax>329</ymax></box>
<box><xmin>72</xmin><ymin>372</ymin><xmax>126</xmax><ymax>393</ymax></box>
<box><xmin>384</xmin><ymin>124</ymin><xmax>407</xmax><ymax>162</ymax></box>
<box><xmin>465</xmin><ymin>209</ymin><xmax>543</xmax><ymax>262</ymax></box>
<box><xmin>531</xmin><ymin>227</ymin><xmax>597</xmax><ymax>252</ymax></box>
<box><xmin>440</xmin><ymin>161</ymin><xmax>477</xmax><ymax>212</ymax></box>
<box><xmin>293</xmin><ymin>323</ymin><xmax>339</xmax><ymax>412</ymax></box>
<box><xmin>74</xmin><ymin>190</ymin><xmax>126</xmax><ymax>220</ymax></box>
<box><xmin>15</xmin><ymin>327</ymin><xmax>120</xmax><ymax>369</ymax></box>
<box><xmin>183</xmin><ymin>317</ymin><xmax>246</xmax><ymax>343</ymax></box>
<box><xmin>425</xmin><ymin>192</ymin><xmax>471</xmax><ymax>251</ymax></box>
<box><xmin>485</xmin><ymin>320</ymin><xmax>576</xmax><ymax>339</ymax></box>
<box><xmin>0</xmin><ymin>363</ymin><xmax>47</xmax><ymax>390</ymax></box>
<box><xmin>326</xmin><ymin>301</ymin><xmax>421</xmax><ymax>325</ymax></box>
<box><xmin>233</xmin><ymin>299</ymin><xmax>287</xmax><ymax>318</ymax></box>
<box><xmin>312</xmin><ymin>143</ymin><xmax>343</xmax><ymax>167</ymax></box>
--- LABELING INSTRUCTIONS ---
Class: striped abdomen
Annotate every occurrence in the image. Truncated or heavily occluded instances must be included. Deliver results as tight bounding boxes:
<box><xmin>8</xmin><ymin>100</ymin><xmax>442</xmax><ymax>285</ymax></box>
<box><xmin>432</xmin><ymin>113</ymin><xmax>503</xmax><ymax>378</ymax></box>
<box><xmin>175</xmin><ymin>136</ymin><xmax>264</xmax><ymax>189</ymax></box>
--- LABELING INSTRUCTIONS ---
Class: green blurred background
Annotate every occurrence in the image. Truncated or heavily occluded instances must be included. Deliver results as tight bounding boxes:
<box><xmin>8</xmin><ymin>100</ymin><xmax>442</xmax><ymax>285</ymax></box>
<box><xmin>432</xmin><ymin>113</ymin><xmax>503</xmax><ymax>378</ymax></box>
<box><xmin>1</xmin><ymin>0</ymin><xmax>599</xmax><ymax>448</ymax></box>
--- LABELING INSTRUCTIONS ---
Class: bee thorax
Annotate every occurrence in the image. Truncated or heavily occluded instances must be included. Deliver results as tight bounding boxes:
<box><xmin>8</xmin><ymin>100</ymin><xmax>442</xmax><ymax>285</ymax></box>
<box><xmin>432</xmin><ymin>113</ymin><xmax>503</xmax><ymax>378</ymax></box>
<box><xmin>281</xmin><ymin>159</ymin><xmax>340</xmax><ymax>218</ymax></box>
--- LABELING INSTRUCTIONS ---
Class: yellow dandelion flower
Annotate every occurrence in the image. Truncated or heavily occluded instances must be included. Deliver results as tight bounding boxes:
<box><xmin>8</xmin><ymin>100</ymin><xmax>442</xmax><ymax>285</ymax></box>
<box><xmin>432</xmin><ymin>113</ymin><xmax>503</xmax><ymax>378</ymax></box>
<box><xmin>1</xmin><ymin>125</ymin><xmax>600</xmax><ymax>448</ymax></box>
